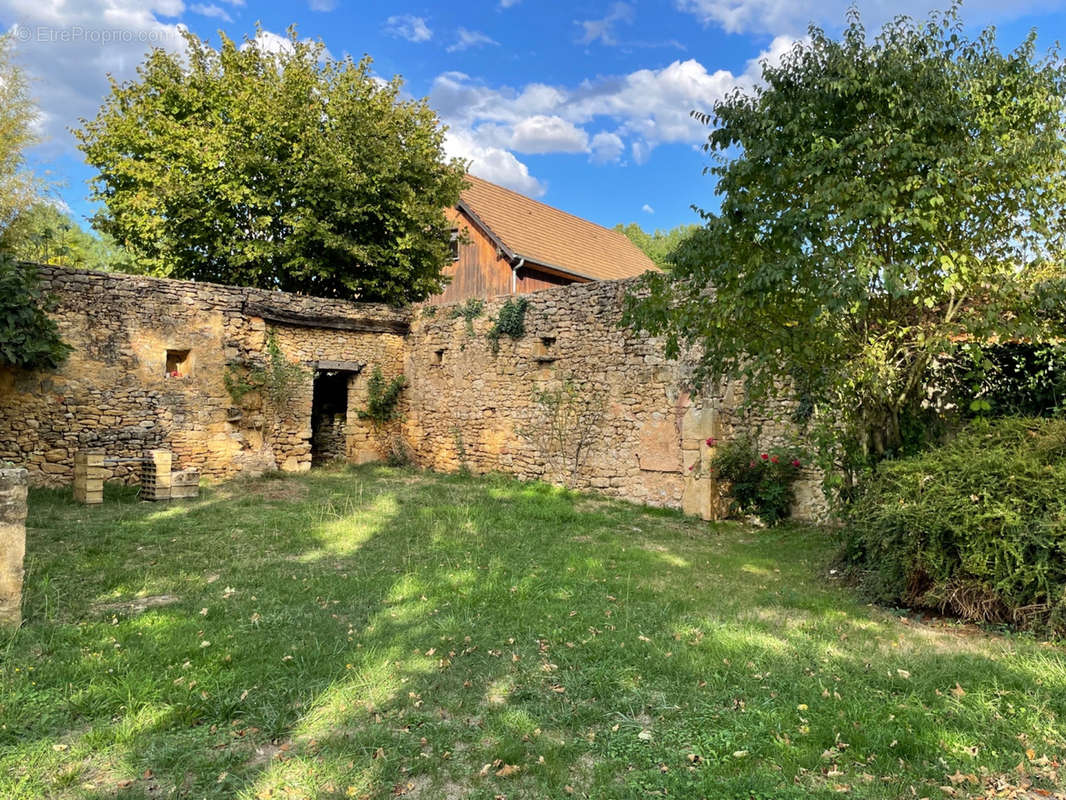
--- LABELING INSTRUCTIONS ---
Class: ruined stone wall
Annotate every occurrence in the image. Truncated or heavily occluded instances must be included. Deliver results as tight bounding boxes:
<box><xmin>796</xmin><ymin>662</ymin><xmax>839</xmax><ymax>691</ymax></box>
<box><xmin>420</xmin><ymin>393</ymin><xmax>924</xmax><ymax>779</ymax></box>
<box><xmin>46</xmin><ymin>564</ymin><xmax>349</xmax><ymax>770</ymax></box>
<box><xmin>0</xmin><ymin>265</ymin><xmax>822</xmax><ymax>521</ymax></box>
<box><xmin>404</xmin><ymin>279</ymin><xmax>825</xmax><ymax>521</ymax></box>
<box><xmin>0</xmin><ymin>266</ymin><xmax>408</xmax><ymax>486</ymax></box>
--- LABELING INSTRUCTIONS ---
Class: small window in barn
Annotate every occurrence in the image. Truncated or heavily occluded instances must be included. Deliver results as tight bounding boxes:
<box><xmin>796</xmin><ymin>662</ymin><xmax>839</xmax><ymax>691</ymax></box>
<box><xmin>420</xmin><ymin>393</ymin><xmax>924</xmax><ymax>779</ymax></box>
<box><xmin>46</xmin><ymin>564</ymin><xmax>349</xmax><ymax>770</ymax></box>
<box><xmin>449</xmin><ymin>228</ymin><xmax>460</xmax><ymax>261</ymax></box>
<box><xmin>541</xmin><ymin>336</ymin><xmax>556</xmax><ymax>350</ymax></box>
<box><xmin>165</xmin><ymin>349</ymin><xmax>190</xmax><ymax>379</ymax></box>
<box><xmin>433</xmin><ymin>348</ymin><xmax>446</xmax><ymax>365</ymax></box>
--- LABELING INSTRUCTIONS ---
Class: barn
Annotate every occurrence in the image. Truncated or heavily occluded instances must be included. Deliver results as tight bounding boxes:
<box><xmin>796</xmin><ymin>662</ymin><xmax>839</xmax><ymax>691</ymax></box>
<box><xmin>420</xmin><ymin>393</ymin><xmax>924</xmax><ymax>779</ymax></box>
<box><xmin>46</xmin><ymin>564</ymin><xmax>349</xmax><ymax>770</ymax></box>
<box><xmin>428</xmin><ymin>174</ymin><xmax>659</xmax><ymax>304</ymax></box>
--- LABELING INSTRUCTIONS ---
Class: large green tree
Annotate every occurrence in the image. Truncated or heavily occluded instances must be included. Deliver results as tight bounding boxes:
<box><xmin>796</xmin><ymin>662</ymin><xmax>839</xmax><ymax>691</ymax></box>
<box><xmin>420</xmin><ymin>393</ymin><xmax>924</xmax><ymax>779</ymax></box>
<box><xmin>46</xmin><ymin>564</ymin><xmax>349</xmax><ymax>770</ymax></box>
<box><xmin>626</xmin><ymin>7</ymin><xmax>1066</xmax><ymax>486</ymax></box>
<box><xmin>0</xmin><ymin>34</ymin><xmax>40</xmax><ymax>241</ymax></box>
<box><xmin>2</xmin><ymin>203</ymin><xmax>132</xmax><ymax>271</ymax></box>
<box><xmin>76</xmin><ymin>28</ymin><xmax>467</xmax><ymax>304</ymax></box>
<box><xmin>613</xmin><ymin>222</ymin><xmax>699</xmax><ymax>270</ymax></box>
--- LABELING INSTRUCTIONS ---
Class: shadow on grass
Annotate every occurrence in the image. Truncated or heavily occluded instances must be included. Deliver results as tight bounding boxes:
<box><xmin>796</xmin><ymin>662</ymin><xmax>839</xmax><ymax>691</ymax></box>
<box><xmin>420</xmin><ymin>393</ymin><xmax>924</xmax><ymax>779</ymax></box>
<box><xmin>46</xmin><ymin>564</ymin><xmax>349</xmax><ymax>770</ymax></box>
<box><xmin>3</xmin><ymin>465</ymin><xmax>1065</xmax><ymax>799</ymax></box>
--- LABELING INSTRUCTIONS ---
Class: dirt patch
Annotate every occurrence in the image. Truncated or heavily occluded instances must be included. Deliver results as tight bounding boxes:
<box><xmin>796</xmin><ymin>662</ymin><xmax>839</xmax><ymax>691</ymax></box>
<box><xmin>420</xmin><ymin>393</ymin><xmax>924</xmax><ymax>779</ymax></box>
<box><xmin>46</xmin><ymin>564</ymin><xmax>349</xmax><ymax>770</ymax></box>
<box><xmin>246</xmin><ymin>481</ymin><xmax>309</xmax><ymax>502</ymax></box>
<box><xmin>93</xmin><ymin>594</ymin><xmax>180</xmax><ymax>615</ymax></box>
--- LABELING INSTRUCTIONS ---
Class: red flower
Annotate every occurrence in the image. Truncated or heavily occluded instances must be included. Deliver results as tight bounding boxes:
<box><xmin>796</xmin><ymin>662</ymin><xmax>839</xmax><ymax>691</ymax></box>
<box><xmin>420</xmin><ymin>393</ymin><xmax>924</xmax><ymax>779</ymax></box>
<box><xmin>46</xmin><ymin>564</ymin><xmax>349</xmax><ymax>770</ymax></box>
<box><xmin>706</xmin><ymin>437</ymin><xmax>716</xmax><ymax>446</ymax></box>
<box><xmin>760</xmin><ymin>453</ymin><xmax>769</xmax><ymax>461</ymax></box>
<box><xmin>792</xmin><ymin>459</ymin><xmax>801</xmax><ymax>468</ymax></box>
<box><xmin>749</xmin><ymin>461</ymin><xmax>755</xmax><ymax>468</ymax></box>
<box><xmin>771</xmin><ymin>456</ymin><xmax>779</xmax><ymax>464</ymax></box>
<box><xmin>688</xmin><ymin>464</ymin><xmax>695</xmax><ymax>471</ymax></box>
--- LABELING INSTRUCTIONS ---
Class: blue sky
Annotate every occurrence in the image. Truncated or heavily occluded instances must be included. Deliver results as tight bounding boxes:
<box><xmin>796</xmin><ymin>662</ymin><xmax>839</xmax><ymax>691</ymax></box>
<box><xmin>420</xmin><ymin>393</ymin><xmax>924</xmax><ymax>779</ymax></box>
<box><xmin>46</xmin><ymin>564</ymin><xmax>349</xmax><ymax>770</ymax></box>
<box><xmin>3</xmin><ymin>0</ymin><xmax>1066</xmax><ymax>233</ymax></box>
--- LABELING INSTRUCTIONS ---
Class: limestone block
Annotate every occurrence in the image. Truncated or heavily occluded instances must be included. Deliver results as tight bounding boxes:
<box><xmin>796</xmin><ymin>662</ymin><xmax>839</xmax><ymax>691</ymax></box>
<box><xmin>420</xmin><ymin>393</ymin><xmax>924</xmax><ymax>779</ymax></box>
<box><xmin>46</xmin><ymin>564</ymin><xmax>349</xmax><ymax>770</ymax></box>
<box><xmin>73</xmin><ymin>450</ymin><xmax>105</xmax><ymax>505</ymax></box>
<box><xmin>0</xmin><ymin>468</ymin><xmax>28</xmax><ymax>628</ymax></box>
<box><xmin>682</xmin><ymin>476</ymin><xmax>713</xmax><ymax>520</ymax></box>
<box><xmin>636</xmin><ymin>418</ymin><xmax>681</xmax><ymax>473</ymax></box>
<box><xmin>681</xmin><ymin>406</ymin><xmax>719</xmax><ymax>441</ymax></box>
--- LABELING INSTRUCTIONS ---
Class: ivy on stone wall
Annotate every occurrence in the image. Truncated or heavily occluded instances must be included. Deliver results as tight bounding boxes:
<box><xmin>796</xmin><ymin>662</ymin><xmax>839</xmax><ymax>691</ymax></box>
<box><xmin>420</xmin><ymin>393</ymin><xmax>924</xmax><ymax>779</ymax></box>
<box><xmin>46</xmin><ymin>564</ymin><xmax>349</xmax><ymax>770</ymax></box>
<box><xmin>487</xmin><ymin>297</ymin><xmax>529</xmax><ymax>354</ymax></box>
<box><xmin>357</xmin><ymin>366</ymin><xmax>407</xmax><ymax>426</ymax></box>
<box><xmin>223</xmin><ymin>331</ymin><xmax>307</xmax><ymax>420</ymax></box>
<box><xmin>0</xmin><ymin>256</ymin><xmax>71</xmax><ymax>370</ymax></box>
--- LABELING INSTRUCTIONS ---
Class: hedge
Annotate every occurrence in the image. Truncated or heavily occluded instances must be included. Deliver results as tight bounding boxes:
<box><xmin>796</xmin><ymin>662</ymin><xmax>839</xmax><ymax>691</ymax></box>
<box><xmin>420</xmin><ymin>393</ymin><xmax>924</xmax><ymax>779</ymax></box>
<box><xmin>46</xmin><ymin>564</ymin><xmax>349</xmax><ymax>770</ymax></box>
<box><xmin>841</xmin><ymin>417</ymin><xmax>1066</xmax><ymax>635</ymax></box>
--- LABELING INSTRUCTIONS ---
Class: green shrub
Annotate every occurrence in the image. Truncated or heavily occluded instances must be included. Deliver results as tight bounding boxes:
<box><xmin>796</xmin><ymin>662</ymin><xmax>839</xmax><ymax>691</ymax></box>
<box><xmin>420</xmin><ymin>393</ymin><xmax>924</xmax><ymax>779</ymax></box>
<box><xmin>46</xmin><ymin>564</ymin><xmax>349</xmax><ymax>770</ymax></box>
<box><xmin>0</xmin><ymin>256</ymin><xmax>71</xmax><ymax>369</ymax></box>
<box><xmin>487</xmin><ymin>296</ymin><xmax>528</xmax><ymax>353</ymax></box>
<box><xmin>840</xmin><ymin>417</ymin><xmax>1066</xmax><ymax>634</ymax></box>
<box><xmin>711</xmin><ymin>436</ymin><xmax>803</xmax><ymax>526</ymax></box>
<box><xmin>357</xmin><ymin>366</ymin><xmax>406</xmax><ymax>425</ymax></box>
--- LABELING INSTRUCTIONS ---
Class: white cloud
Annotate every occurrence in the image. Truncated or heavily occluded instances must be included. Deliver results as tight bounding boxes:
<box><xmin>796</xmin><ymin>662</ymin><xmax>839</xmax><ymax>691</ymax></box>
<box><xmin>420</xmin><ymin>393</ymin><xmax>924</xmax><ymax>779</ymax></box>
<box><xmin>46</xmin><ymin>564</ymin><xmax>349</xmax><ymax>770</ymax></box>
<box><xmin>446</xmin><ymin>28</ymin><xmax>499</xmax><ymax>53</ymax></box>
<box><xmin>500</xmin><ymin>0</ymin><xmax>521</xmax><ymax>6</ymax></box>
<box><xmin>430</xmin><ymin>36</ymin><xmax>797</xmax><ymax>191</ymax></box>
<box><xmin>589</xmin><ymin>131</ymin><xmax>624</xmax><ymax>164</ymax></box>
<box><xmin>576</xmin><ymin>1</ymin><xmax>634</xmax><ymax>45</ymax></box>
<box><xmin>242</xmin><ymin>29</ymin><xmax>294</xmax><ymax>55</ymax></box>
<box><xmin>444</xmin><ymin>129</ymin><xmax>546</xmax><ymax>197</ymax></box>
<box><xmin>2</xmin><ymin>0</ymin><xmax>187</xmax><ymax>151</ymax></box>
<box><xmin>430</xmin><ymin>37</ymin><xmax>792</xmax><ymax>170</ymax></box>
<box><xmin>190</xmin><ymin>3</ymin><xmax>233</xmax><ymax>22</ymax></box>
<box><xmin>510</xmin><ymin>115</ymin><xmax>588</xmax><ymax>154</ymax></box>
<box><xmin>384</xmin><ymin>14</ymin><xmax>431</xmax><ymax>43</ymax></box>
<box><xmin>675</xmin><ymin>0</ymin><xmax>1066</xmax><ymax>36</ymax></box>
<box><xmin>308</xmin><ymin>0</ymin><xmax>336</xmax><ymax>10</ymax></box>
<box><xmin>642</xmin><ymin>203</ymin><xmax>654</xmax><ymax>214</ymax></box>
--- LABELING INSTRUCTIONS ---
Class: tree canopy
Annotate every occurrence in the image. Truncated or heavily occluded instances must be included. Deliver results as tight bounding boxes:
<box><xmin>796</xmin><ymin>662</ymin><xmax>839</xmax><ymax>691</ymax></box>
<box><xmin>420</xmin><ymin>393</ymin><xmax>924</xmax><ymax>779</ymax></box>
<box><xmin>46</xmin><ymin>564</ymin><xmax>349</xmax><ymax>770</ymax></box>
<box><xmin>75</xmin><ymin>28</ymin><xmax>467</xmax><ymax>304</ymax></box>
<box><xmin>0</xmin><ymin>34</ymin><xmax>40</xmax><ymax>240</ymax></box>
<box><xmin>626</xmin><ymin>6</ymin><xmax>1066</xmax><ymax>487</ymax></box>
<box><xmin>2</xmin><ymin>203</ymin><xmax>132</xmax><ymax>272</ymax></box>
<box><xmin>613</xmin><ymin>222</ymin><xmax>699</xmax><ymax>270</ymax></box>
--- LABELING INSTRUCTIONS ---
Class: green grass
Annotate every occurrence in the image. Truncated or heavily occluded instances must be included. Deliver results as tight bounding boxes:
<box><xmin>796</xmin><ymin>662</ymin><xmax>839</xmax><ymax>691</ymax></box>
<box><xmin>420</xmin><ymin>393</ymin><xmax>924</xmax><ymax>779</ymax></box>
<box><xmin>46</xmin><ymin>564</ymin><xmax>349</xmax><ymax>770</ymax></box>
<box><xmin>2</xmin><ymin>465</ymin><xmax>1065</xmax><ymax>799</ymax></box>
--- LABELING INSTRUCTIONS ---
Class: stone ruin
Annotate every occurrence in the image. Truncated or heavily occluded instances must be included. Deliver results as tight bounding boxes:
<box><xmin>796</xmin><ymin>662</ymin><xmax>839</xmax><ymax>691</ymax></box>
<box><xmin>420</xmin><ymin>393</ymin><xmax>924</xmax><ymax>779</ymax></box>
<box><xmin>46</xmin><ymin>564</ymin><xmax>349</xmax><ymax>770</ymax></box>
<box><xmin>0</xmin><ymin>265</ymin><xmax>825</xmax><ymax>523</ymax></box>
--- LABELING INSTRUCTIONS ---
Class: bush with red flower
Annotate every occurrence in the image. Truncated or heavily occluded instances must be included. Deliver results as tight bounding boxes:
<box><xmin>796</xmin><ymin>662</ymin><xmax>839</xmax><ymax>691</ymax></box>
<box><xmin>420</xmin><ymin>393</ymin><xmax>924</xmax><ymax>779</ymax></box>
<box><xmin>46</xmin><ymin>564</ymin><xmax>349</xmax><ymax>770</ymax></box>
<box><xmin>710</xmin><ymin>436</ymin><xmax>804</xmax><ymax>526</ymax></box>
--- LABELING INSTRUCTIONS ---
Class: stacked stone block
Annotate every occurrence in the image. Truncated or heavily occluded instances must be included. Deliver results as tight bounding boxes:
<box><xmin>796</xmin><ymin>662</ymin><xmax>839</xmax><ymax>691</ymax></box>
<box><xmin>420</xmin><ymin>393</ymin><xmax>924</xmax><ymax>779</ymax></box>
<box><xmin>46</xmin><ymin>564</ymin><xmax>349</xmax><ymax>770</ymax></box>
<box><xmin>73</xmin><ymin>450</ymin><xmax>105</xmax><ymax>504</ymax></box>
<box><xmin>170</xmin><ymin>469</ymin><xmax>200</xmax><ymax>499</ymax></box>
<box><xmin>139</xmin><ymin>450</ymin><xmax>172</xmax><ymax>501</ymax></box>
<box><xmin>0</xmin><ymin>467</ymin><xmax>27</xmax><ymax>627</ymax></box>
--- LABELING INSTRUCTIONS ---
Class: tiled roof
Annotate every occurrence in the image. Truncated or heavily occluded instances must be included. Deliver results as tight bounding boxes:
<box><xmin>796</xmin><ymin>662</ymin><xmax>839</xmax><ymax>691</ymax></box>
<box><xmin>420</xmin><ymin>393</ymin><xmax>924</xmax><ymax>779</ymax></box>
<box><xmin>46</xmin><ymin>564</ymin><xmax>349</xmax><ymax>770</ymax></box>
<box><xmin>458</xmin><ymin>174</ymin><xmax>659</xmax><ymax>281</ymax></box>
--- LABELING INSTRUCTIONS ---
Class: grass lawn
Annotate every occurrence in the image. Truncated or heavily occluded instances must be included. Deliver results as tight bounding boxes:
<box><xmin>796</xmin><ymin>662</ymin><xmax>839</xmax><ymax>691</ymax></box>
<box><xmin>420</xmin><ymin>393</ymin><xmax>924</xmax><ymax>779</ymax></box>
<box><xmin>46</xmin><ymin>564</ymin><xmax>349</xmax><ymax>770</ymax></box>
<box><xmin>3</xmin><ymin>466</ymin><xmax>1065</xmax><ymax>799</ymax></box>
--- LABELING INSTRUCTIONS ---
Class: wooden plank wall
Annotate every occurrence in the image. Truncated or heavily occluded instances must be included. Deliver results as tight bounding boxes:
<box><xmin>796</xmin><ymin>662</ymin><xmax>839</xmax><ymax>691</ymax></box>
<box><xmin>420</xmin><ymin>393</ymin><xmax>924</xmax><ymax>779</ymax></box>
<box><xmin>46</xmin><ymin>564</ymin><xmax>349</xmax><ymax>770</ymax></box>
<box><xmin>426</xmin><ymin>209</ymin><xmax>589</xmax><ymax>305</ymax></box>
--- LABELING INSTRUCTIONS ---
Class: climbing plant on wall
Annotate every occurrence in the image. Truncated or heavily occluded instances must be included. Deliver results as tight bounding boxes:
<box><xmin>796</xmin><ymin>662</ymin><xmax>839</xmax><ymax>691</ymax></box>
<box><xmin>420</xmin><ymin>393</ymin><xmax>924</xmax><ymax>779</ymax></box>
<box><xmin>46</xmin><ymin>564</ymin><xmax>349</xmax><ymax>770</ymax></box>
<box><xmin>487</xmin><ymin>297</ymin><xmax>529</xmax><ymax>353</ymax></box>
<box><xmin>0</xmin><ymin>256</ymin><xmax>71</xmax><ymax>370</ymax></box>
<box><xmin>357</xmin><ymin>367</ymin><xmax>407</xmax><ymax>425</ymax></box>
<box><xmin>224</xmin><ymin>331</ymin><xmax>307</xmax><ymax>420</ymax></box>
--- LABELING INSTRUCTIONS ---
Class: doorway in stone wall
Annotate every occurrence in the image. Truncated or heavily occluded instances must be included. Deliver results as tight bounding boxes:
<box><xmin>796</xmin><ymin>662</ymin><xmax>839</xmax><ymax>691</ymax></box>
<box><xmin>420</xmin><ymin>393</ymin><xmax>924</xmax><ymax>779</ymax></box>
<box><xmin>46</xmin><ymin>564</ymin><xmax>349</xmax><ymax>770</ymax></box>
<box><xmin>311</xmin><ymin>368</ymin><xmax>357</xmax><ymax>466</ymax></box>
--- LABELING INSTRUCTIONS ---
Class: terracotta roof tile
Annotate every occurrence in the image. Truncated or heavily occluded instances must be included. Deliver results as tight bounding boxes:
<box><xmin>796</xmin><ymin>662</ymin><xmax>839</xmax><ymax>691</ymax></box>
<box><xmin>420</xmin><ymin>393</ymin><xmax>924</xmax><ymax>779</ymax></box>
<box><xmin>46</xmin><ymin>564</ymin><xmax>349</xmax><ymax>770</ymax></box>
<box><xmin>458</xmin><ymin>174</ymin><xmax>659</xmax><ymax>281</ymax></box>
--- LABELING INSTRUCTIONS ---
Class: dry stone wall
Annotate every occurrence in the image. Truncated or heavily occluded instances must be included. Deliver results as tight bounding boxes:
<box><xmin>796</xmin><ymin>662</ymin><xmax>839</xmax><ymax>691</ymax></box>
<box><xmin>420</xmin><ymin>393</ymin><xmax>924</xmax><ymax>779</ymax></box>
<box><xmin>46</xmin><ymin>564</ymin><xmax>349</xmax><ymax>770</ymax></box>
<box><xmin>405</xmin><ymin>279</ymin><xmax>825</xmax><ymax>521</ymax></box>
<box><xmin>0</xmin><ymin>265</ymin><xmax>823</xmax><ymax>522</ymax></box>
<box><xmin>0</xmin><ymin>266</ymin><xmax>408</xmax><ymax>486</ymax></box>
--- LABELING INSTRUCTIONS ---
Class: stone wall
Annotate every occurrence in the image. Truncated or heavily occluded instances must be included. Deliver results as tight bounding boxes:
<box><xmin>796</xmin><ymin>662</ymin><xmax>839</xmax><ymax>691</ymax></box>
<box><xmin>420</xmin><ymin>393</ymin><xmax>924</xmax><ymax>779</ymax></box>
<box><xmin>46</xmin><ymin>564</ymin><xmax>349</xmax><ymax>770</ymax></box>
<box><xmin>404</xmin><ymin>279</ymin><xmax>825</xmax><ymax>521</ymax></box>
<box><xmin>0</xmin><ymin>267</ymin><xmax>408</xmax><ymax>486</ymax></box>
<box><xmin>0</xmin><ymin>468</ymin><xmax>27</xmax><ymax>627</ymax></box>
<box><xmin>0</xmin><ymin>265</ymin><xmax>824</xmax><ymax>522</ymax></box>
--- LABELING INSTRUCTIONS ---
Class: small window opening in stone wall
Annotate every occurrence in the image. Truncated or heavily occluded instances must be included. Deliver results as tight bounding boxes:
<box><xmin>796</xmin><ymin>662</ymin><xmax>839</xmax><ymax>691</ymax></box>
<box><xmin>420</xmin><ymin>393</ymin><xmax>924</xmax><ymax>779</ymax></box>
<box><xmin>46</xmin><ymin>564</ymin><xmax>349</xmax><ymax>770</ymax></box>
<box><xmin>433</xmin><ymin>348</ymin><xmax>446</xmax><ymax>365</ymax></box>
<box><xmin>535</xmin><ymin>336</ymin><xmax>558</xmax><ymax>362</ymax></box>
<box><xmin>165</xmin><ymin>349</ymin><xmax>191</xmax><ymax>378</ymax></box>
<box><xmin>449</xmin><ymin>229</ymin><xmax>460</xmax><ymax>261</ymax></box>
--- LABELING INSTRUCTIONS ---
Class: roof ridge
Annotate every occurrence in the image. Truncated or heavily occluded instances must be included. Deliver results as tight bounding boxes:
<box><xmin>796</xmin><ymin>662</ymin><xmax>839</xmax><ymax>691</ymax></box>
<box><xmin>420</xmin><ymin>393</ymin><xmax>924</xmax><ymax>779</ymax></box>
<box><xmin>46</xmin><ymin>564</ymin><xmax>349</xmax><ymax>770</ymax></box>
<box><xmin>463</xmin><ymin>174</ymin><xmax>631</xmax><ymax>241</ymax></box>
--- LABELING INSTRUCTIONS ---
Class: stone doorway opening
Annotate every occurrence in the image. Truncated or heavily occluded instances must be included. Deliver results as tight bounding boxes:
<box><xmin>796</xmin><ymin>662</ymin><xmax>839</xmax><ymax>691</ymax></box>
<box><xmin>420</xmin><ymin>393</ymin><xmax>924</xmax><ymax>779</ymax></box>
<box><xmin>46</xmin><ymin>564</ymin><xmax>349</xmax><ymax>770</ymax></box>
<box><xmin>311</xmin><ymin>368</ymin><xmax>358</xmax><ymax>466</ymax></box>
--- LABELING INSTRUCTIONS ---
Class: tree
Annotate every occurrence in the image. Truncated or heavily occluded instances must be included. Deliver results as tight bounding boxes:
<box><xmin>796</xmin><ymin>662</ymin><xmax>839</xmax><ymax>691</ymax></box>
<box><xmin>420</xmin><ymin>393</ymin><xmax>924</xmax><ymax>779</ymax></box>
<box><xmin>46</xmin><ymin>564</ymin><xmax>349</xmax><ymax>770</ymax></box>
<box><xmin>0</xmin><ymin>34</ymin><xmax>41</xmax><ymax>243</ymax></box>
<box><xmin>75</xmin><ymin>28</ymin><xmax>467</xmax><ymax>304</ymax></box>
<box><xmin>625</xmin><ymin>6</ymin><xmax>1066</xmax><ymax>491</ymax></box>
<box><xmin>613</xmin><ymin>222</ymin><xmax>699</xmax><ymax>270</ymax></box>
<box><xmin>1</xmin><ymin>203</ymin><xmax>132</xmax><ymax>271</ymax></box>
